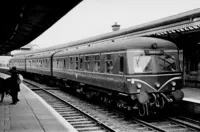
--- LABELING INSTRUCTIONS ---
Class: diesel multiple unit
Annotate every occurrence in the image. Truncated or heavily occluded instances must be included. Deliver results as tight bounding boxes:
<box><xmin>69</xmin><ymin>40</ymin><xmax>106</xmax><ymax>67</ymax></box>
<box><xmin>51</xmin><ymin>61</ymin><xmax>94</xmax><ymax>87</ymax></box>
<box><xmin>9</xmin><ymin>37</ymin><xmax>184</xmax><ymax>116</ymax></box>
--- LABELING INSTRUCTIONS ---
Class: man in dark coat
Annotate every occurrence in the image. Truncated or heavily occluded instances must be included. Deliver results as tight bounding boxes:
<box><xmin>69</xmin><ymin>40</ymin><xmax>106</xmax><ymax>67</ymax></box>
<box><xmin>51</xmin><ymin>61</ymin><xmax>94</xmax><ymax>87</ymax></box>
<box><xmin>8</xmin><ymin>66</ymin><xmax>20</xmax><ymax>104</ymax></box>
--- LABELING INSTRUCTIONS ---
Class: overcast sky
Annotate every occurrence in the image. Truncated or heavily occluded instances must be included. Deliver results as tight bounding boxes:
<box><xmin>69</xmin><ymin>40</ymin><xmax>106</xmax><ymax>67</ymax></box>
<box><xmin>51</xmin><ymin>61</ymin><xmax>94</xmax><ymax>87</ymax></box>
<box><xmin>31</xmin><ymin>0</ymin><xmax>200</xmax><ymax>48</ymax></box>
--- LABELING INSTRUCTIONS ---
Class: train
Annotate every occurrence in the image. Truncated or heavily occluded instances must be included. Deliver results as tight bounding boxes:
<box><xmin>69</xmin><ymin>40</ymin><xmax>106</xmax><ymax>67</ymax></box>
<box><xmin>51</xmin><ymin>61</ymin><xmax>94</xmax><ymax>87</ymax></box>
<box><xmin>8</xmin><ymin>36</ymin><xmax>184</xmax><ymax>116</ymax></box>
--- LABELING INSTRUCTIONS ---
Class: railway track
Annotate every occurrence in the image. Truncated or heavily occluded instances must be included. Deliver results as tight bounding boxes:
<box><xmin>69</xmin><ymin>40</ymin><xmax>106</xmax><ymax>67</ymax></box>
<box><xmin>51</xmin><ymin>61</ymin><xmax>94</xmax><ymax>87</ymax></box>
<box><xmin>24</xmin><ymin>79</ymin><xmax>200</xmax><ymax>132</ymax></box>
<box><xmin>24</xmin><ymin>81</ymin><xmax>115</xmax><ymax>132</ymax></box>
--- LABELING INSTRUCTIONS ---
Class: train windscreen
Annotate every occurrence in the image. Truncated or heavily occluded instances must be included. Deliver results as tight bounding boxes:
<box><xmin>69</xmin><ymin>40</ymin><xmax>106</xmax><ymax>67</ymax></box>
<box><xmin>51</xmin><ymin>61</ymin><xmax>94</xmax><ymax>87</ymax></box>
<box><xmin>127</xmin><ymin>50</ymin><xmax>180</xmax><ymax>74</ymax></box>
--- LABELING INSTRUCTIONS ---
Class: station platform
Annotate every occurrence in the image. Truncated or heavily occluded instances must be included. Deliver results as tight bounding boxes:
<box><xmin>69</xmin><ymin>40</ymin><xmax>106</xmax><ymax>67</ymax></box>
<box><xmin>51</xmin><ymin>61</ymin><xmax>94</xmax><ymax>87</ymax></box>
<box><xmin>0</xmin><ymin>73</ymin><xmax>78</xmax><ymax>132</ymax></box>
<box><xmin>1</xmin><ymin>69</ymin><xmax>200</xmax><ymax>131</ymax></box>
<box><xmin>182</xmin><ymin>87</ymin><xmax>200</xmax><ymax>103</ymax></box>
<box><xmin>180</xmin><ymin>87</ymin><xmax>200</xmax><ymax>115</ymax></box>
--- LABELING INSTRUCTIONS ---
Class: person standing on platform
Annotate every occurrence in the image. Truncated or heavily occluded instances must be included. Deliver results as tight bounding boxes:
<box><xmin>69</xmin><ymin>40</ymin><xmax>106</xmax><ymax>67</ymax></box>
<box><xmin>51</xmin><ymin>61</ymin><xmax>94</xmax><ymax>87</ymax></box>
<box><xmin>0</xmin><ymin>78</ymin><xmax>10</xmax><ymax>103</ymax></box>
<box><xmin>0</xmin><ymin>78</ymin><xmax>5</xmax><ymax>102</ymax></box>
<box><xmin>8</xmin><ymin>66</ymin><xmax>22</xmax><ymax>105</ymax></box>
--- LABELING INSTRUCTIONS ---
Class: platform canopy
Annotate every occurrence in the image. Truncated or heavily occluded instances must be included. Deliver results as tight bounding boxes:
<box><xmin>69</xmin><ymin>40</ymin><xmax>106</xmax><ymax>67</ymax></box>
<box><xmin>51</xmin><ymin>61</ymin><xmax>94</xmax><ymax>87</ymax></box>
<box><xmin>0</xmin><ymin>2</ymin><xmax>82</xmax><ymax>55</ymax></box>
<box><xmin>75</xmin><ymin>8</ymin><xmax>200</xmax><ymax>50</ymax></box>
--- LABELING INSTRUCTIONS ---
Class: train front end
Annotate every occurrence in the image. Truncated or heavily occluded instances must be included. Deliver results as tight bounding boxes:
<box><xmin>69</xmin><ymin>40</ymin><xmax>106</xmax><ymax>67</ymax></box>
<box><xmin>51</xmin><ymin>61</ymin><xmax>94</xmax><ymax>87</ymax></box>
<box><xmin>125</xmin><ymin>44</ymin><xmax>184</xmax><ymax>116</ymax></box>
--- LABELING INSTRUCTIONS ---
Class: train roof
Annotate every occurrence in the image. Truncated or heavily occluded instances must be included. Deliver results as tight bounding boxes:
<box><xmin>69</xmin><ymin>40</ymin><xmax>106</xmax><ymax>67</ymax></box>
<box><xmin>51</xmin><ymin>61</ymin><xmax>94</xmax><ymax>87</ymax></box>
<box><xmin>10</xmin><ymin>55</ymin><xmax>26</xmax><ymax>60</ymax></box>
<box><xmin>27</xmin><ymin>52</ymin><xmax>54</xmax><ymax>59</ymax></box>
<box><xmin>54</xmin><ymin>37</ymin><xmax>177</xmax><ymax>57</ymax></box>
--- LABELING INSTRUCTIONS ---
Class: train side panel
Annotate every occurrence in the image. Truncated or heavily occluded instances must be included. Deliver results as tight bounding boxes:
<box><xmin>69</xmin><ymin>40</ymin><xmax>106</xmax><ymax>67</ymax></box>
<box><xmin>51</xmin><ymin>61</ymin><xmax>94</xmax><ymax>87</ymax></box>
<box><xmin>26</xmin><ymin>53</ymin><xmax>52</xmax><ymax>76</ymax></box>
<box><xmin>8</xmin><ymin>37</ymin><xmax>184</xmax><ymax>116</ymax></box>
<box><xmin>53</xmin><ymin>51</ymin><xmax>128</xmax><ymax>93</ymax></box>
<box><xmin>9</xmin><ymin>56</ymin><xmax>26</xmax><ymax>72</ymax></box>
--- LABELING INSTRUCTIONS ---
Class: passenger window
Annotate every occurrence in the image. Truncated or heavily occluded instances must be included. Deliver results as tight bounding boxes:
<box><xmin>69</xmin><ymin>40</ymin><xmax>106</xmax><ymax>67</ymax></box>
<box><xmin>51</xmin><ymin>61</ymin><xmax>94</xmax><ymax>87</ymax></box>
<box><xmin>70</xmin><ymin>57</ymin><xmax>73</xmax><ymax>69</ymax></box>
<box><xmin>57</xmin><ymin>60</ymin><xmax>59</xmax><ymax>68</ymax></box>
<box><xmin>46</xmin><ymin>59</ymin><xmax>48</xmax><ymax>68</ymax></box>
<box><xmin>75</xmin><ymin>57</ymin><xmax>79</xmax><ymax>70</ymax></box>
<box><xmin>66</xmin><ymin>57</ymin><xmax>69</xmax><ymax>69</ymax></box>
<box><xmin>53</xmin><ymin>60</ymin><xmax>56</xmax><ymax>68</ymax></box>
<box><xmin>63</xmin><ymin>59</ymin><xmax>66</xmax><ymax>68</ymax></box>
<box><xmin>105</xmin><ymin>54</ymin><xmax>113</xmax><ymax>73</ymax></box>
<box><xmin>94</xmin><ymin>55</ymin><xmax>100</xmax><ymax>72</ymax></box>
<box><xmin>41</xmin><ymin>60</ymin><xmax>42</xmax><ymax>68</ymax></box>
<box><xmin>85</xmin><ymin>56</ymin><xmax>90</xmax><ymax>71</ymax></box>
<box><xmin>80</xmin><ymin>57</ymin><xmax>83</xmax><ymax>70</ymax></box>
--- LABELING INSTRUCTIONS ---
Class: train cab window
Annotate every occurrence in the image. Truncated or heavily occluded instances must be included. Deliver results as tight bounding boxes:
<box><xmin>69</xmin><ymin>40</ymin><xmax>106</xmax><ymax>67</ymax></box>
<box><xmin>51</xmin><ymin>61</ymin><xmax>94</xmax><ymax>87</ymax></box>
<box><xmin>105</xmin><ymin>54</ymin><xmax>113</xmax><ymax>73</ymax></box>
<box><xmin>119</xmin><ymin>56</ymin><xmax>124</xmax><ymax>73</ymax></box>
<box><xmin>129</xmin><ymin>50</ymin><xmax>179</xmax><ymax>74</ymax></box>
<box><xmin>133</xmin><ymin>55</ymin><xmax>155</xmax><ymax>73</ymax></box>
<box><xmin>94</xmin><ymin>55</ymin><xmax>100</xmax><ymax>72</ymax></box>
<box><xmin>158</xmin><ymin>55</ymin><xmax>177</xmax><ymax>72</ymax></box>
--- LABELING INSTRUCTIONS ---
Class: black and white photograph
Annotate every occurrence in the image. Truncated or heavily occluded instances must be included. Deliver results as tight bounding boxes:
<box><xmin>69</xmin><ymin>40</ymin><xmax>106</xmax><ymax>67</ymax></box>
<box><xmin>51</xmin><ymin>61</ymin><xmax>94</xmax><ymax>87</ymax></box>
<box><xmin>0</xmin><ymin>1</ymin><xmax>200</xmax><ymax>132</ymax></box>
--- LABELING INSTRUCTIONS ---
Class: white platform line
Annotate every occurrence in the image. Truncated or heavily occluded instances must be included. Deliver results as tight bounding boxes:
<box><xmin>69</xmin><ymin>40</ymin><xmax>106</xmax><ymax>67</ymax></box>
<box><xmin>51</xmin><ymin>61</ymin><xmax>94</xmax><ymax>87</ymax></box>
<box><xmin>183</xmin><ymin>98</ymin><xmax>200</xmax><ymax>104</ymax></box>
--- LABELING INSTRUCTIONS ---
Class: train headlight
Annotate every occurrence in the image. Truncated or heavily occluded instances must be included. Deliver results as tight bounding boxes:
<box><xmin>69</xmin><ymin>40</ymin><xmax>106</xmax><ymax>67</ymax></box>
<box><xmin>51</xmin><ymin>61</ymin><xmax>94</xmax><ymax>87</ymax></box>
<box><xmin>155</xmin><ymin>82</ymin><xmax>160</xmax><ymax>88</ymax></box>
<box><xmin>136</xmin><ymin>83</ymin><xmax>142</xmax><ymax>88</ymax></box>
<box><xmin>171</xmin><ymin>81</ymin><xmax>176</xmax><ymax>86</ymax></box>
